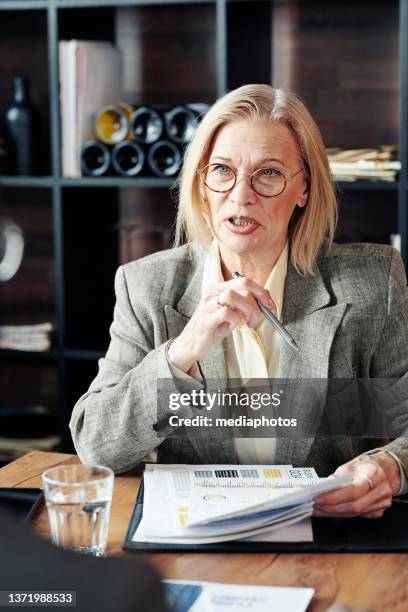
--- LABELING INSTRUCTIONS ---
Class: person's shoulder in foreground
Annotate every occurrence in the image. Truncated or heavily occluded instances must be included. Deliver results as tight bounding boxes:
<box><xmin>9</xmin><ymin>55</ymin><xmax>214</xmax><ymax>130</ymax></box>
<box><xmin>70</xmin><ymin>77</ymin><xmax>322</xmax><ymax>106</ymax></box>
<box><xmin>0</xmin><ymin>510</ymin><xmax>167</xmax><ymax>612</ymax></box>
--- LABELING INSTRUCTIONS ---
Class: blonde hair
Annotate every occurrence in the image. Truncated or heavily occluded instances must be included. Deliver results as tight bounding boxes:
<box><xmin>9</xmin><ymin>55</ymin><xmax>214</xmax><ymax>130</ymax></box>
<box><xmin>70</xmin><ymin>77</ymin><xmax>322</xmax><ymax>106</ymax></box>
<box><xmin>174</xmin><ymin>84</ymin><xmax>337</xmax><ymax>275</ymax></box>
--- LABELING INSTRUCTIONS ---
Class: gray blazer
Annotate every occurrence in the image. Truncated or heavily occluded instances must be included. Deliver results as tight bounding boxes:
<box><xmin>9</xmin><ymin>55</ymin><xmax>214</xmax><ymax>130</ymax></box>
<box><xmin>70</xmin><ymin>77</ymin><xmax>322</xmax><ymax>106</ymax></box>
<box><xmin>70</xmin><ymin>241</ymin><xmax>408</xmax><ymax>476</ymax></box>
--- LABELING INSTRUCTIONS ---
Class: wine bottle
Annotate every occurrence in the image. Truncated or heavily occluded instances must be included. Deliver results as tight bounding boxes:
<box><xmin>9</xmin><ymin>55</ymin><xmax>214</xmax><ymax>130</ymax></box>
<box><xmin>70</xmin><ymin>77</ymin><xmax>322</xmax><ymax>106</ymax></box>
<box><xmin>147</xmin><ymin>140</ymin><xmax>181</xmax><ymax>177</ymax></box>
<box><xmin>80</xmin><ymin>140</ymin><xmax>111</xmax><ymax>176</ymax></box>
<box><xmin>95</xmin><ymin>103</ymin><xmax>133</xmax><ymax>145</ymax></box>
<box><xmin>130</xmin><ymin>107</ymin><xmax>163</xmax><ymax>144</ymax></box>
<box><xmin>165</xmin><ymin>106</ymin><xmax>199</xmax><ymax>144</ymax></box>
<box><xmin>111</xmin><ymin>140</ymin><xmax>145</xmax><ymax>177</ymax></box>
<box><xmin>4</xmin><ymin>76</ymin><xmax>40</xmax><ymax>175</ymax></box>
<box><xmin>165</xmin><ymin>103</ymin><xmax>209</xmax><ymax>144</ymax></box>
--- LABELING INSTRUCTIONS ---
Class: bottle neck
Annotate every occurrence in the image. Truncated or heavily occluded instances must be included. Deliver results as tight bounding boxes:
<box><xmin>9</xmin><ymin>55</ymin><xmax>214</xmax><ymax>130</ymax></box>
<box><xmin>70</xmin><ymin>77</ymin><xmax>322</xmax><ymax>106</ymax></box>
<box><xmin>14</xmin><ymin>77</ymin><xmax>29</xmax><ymax>103</ymax></box>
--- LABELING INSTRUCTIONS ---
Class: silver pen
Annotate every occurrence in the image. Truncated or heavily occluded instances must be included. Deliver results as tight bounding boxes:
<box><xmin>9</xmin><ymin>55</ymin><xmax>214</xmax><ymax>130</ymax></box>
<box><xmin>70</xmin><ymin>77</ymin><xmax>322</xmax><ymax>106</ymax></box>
<box><xmin>232</xmin><ymin>271</ymin><xmax>299</xmax><ymax>352</ymax></box>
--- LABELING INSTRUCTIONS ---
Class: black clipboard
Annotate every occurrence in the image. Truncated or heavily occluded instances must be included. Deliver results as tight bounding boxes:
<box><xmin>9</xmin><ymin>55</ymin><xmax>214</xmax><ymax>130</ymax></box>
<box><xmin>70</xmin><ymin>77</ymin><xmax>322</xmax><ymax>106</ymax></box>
<box><xmin>123</xmin><ymin>477</ymin><xmax>408</xmax><ymax>553</ymax></box>
<box><xmin>0</xmin><ymin>487</ymin><xmax>43</xmax><ymax>523</ymax></box>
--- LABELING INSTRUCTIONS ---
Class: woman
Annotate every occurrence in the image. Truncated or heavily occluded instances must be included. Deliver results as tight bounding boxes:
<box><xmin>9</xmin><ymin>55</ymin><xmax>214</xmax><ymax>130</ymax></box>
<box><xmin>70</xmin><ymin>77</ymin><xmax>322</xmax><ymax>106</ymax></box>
<box><xmin>70</xmin><ymin>85</ymin><xmax>408</xmax><ymax>518</ymax></box>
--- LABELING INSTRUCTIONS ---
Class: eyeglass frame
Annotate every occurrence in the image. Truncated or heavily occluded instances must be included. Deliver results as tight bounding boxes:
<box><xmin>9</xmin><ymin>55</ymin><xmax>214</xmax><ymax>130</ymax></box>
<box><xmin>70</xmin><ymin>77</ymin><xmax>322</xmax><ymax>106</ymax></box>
<box><xmin>198</xmin><ymin>163</ymin><xmax>304</xmax><ymax>198</ymax></box>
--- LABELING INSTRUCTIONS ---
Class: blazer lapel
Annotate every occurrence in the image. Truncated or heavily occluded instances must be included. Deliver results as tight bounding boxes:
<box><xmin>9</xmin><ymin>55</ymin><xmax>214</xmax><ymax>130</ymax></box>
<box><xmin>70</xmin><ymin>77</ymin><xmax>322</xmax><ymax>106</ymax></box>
<box><xmin>275</xmin><ymin>259</ymin><xmax>349</xmax><ymax>466</ymax></box>
<box><xmin>163</xmin><ymin>260</ymin><xmax>235</xmax><ymax>463</ymax></box>
<box><xmin>164</xmin><ymin>245</ymin><xmax>228</xmax><ymax>380</ymax></box>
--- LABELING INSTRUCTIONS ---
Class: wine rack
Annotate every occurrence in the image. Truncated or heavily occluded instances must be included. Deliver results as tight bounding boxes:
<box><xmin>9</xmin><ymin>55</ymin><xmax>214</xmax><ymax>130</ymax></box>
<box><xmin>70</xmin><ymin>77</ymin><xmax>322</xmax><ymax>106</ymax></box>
<box><xmin>81</xmin><ymin>104</ymin><xmax>205</xmax><ymax>178</ymax></box>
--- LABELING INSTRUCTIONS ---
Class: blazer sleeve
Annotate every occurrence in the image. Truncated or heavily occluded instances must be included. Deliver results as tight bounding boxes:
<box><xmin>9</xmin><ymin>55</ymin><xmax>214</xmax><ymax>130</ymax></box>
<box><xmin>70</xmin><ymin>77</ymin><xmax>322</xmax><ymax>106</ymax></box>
<box><xmin>369</xmin><ymin>248</ymin><xmax>408</xmax><ymax>474</ymax></box>
<box><xmin>69</xmin><ymin>265</ymin><xmax>197</xmax><ymax>473</ymax></box>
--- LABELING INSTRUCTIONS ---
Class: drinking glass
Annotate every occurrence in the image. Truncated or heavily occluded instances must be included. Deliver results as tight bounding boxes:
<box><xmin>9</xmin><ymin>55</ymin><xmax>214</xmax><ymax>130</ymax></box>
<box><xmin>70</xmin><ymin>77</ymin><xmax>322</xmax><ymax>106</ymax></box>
<box><xmin>42</xmin><ymin>464</ymin><xmax>114</xmax><ymax>557</ymax></box>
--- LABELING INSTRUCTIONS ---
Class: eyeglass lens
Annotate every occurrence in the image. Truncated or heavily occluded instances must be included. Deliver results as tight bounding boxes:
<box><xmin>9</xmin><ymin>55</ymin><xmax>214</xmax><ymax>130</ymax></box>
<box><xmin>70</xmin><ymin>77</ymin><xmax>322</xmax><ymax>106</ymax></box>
<box><xmin>203</xmin><ymin>164</ymin><xmax>286</xmax><ymax>197</ymax></box>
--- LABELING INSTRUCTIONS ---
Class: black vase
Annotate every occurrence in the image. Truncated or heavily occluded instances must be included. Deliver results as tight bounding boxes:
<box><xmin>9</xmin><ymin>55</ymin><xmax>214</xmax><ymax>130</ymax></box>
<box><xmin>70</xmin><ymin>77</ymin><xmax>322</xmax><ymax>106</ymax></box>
<box><xmin>4</xmin><ymin>77</ymin><xmax>40</xmax><ymax>175</ymax></box>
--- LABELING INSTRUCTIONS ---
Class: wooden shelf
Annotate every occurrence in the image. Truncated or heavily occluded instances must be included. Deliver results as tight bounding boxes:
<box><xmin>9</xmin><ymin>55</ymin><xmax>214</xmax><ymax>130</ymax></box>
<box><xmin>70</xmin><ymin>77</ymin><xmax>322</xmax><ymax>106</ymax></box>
<box><xmin>59</xmin><ymin>178</ymin><xmax>400</xmax><ymax>191</ymax></box>
<box><xmin>0</xmin><ymin>1</ymin><xmax>47</xmax><ymax>10</ymax></box>
<box><xmin>0</xmin><ymin>176</ymin><xmax>398</xmax><ymax>191</ymax></box>
<box><xmin>0</xmin><ymin>176</ymin><xmax>54</xmax><ymax>188</ymax></box>
<box><xmin>59</xmin><ymin>177</ymin><xmax>174</xmax><ymax>188</ymax></box>
<box><xmin>56</xmin><ymin>0</ymin><xmax>213</xmax><ymax>8</ymax></box>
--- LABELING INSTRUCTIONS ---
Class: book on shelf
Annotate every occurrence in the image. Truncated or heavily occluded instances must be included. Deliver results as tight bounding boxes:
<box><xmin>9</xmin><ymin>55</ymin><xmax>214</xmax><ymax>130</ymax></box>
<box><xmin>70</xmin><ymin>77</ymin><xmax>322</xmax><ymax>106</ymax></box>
<box><xmin>0</xmin><ymin>322</ymin><xmax>53</xmax><ymax>351</ymax></box>
<box><xmin>59</xmin><ymin>40</ymin><xmax>123</xmax><ymax>177</ymax></box>
<box><xmin>327</xmin><ymin>146</ymin><xmax>400</xmax><ymax>182</ymax></box>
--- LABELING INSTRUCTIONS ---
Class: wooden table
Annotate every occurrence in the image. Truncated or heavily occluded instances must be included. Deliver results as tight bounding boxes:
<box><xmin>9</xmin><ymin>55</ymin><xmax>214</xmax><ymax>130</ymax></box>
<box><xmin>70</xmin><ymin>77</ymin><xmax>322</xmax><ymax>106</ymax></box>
<box><xmin>1</xmin><ymin>451</ymin><xmax>408</xmax><ymax>612</ymax></box>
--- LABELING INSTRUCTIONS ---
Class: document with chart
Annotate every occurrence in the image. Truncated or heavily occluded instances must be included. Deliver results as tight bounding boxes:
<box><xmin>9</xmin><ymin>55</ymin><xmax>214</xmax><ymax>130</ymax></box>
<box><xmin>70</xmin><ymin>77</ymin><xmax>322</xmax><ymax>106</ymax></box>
<box><xmin>132</xmin><ymin>464</ymin><xmax>351</xmax><ymax>544</ymax></box>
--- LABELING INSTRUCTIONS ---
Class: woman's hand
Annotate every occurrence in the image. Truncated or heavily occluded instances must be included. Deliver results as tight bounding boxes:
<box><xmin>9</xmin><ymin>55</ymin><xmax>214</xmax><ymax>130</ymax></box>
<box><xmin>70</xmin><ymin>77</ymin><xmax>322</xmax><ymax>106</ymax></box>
<box><xmin>313</xmin><ymin>451</ymin><xmax>401</xmax><ymax>519</ymax></box>
<box><xmin>167</xmin><ymin>276</ymin><xmax>275</xmax><ymax>373</ymax></box>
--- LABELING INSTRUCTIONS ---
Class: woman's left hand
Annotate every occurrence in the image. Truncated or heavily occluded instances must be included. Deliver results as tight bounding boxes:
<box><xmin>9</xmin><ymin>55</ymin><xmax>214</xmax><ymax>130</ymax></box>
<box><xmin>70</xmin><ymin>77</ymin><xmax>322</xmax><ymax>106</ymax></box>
<box><xmin>313</xmin><ymin>451</ymin><xmax>401</xmax><ymax>518</ymax></box>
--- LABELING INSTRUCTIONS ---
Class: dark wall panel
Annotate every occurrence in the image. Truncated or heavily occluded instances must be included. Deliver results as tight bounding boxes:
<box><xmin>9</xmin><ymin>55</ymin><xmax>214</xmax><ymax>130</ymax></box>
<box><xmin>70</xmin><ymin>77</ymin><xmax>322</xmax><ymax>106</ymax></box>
<box><xmin>272</xmin><ymin>1</ymin><xmax>399</xmax><ymax>149</ymax></box>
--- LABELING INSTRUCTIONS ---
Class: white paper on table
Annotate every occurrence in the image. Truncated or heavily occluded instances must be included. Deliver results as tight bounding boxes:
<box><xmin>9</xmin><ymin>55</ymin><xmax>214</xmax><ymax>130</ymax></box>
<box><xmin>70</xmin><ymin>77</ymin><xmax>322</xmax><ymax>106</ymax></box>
<box><xmin>134</xmin><ymin>470</ymin><xmax>314</xmax><ymax>543</ymax></box>
<box><xmin>187</xmin><ymin>473</ymin><xmax>352</xmax><ymax>526</ymax></box>
<box><xmin>180</xmin><ymin>502</ymin><xmax>314</xmax><ymax>538</ymax></box>
<box><xmin>137</xmin><ymin>464</ymin><xmax>295</xmax><ymax>539</ymax></box>
<box><xmin>240</xmin><ymin>517</ymin><xmax>313</xmax><ymax>543</ymax></box>
<box><xmin>164</xmin><ymin>579</ymin><xmax>315</xmax><ymax>612</ymax></box>
<box><xmin>132</xmin><ymin>464</ymin><xmax>315</xmax><ymax>544</ymax></box>
<box><xmin>136</xmin><ymin>511</ymin><xmax>313</xmax><ymax>544</ymax></box>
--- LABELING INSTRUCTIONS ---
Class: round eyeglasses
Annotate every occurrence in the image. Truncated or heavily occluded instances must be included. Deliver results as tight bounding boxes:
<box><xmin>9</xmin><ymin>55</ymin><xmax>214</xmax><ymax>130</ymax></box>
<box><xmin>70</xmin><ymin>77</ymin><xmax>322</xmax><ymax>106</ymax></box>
<box><xmin>199</xmin><ymin>163</ymin><xmax>304</xmax><ymax>198</ymax></box>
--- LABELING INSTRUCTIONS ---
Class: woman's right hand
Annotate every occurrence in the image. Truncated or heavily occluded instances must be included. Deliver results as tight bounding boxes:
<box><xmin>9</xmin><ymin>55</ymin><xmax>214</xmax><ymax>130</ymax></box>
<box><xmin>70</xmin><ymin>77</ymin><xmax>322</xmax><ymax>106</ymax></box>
<box><xmin>167</xmin><ymin>276</ymin><xmax>275</xmax><ymax>373</ymax></box>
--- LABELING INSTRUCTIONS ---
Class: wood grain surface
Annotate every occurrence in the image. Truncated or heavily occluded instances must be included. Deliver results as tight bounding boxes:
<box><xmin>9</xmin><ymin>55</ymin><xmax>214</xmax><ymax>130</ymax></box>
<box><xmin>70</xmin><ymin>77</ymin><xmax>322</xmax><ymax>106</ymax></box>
<box><xmin>1</xmin><ymin>451</ymin><xmax>408</xmax><ymax>612</ymax></box>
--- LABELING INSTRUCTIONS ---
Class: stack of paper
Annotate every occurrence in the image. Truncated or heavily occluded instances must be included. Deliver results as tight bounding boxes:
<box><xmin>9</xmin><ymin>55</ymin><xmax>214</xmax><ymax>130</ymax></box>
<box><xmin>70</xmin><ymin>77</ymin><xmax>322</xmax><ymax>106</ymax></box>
<box><xmin>164</xmin><ymin>579</ymin><xmax>314</xmax><ymax>612</ymax></box>
<box><xmin>132</xmin><ymin>464</ymin><xmax>351</xmax><ymax>545</ymax></box>
<box><xmin>327</xmin><ymin>146</ymin><xmax>400</xmax><ymax>182</ymax></box>
<box><xmin>59</xmin><ymin>40</ymin><xmax>123</xmax><ymax>177</ymax></box>
<box><xmin>0</xmin><ymin>322</ymin><xmax>53</xmax><ymax>351</ymax></box>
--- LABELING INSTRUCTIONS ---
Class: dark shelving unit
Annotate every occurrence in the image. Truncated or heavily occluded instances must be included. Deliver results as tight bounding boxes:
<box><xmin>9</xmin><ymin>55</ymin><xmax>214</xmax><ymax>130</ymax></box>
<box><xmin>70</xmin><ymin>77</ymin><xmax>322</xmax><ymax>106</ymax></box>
<box><xmin>0</xmin><ymin>0</ymin><xmax>406</xmax><ymax>452</ymax></box>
